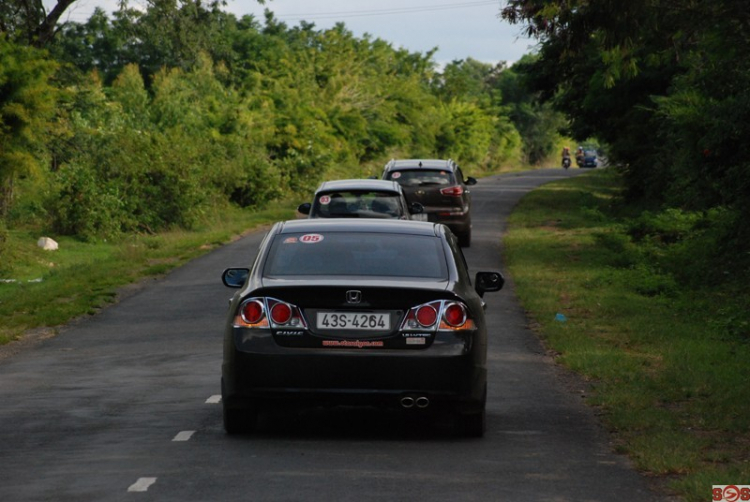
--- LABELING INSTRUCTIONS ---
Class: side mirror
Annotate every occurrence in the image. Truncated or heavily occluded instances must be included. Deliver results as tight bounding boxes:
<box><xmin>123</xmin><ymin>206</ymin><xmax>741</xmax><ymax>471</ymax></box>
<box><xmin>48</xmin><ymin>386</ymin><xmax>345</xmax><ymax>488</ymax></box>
<box><xmin>222</xmin><ymin>268</ymin><xmax>250</xmax><ymax>288</ymax></box>
<box><xmin>409</xmin><ymin>202</ymin><xmax>424</xmax><ymax>214</ymax></box>
<box><xmin>465</xmin><ymin>177</ymin><xmax>477</xmax><ymax>186</ymax></box>
<box><xmin>475</xmin><ymin>271</ymin><xmax>504</xmax><ymax>297</ymax></box>
<box><xmin>297</xmin><ymin>202</ymin><xmax>311</xmax><ymax>215</ymax></box>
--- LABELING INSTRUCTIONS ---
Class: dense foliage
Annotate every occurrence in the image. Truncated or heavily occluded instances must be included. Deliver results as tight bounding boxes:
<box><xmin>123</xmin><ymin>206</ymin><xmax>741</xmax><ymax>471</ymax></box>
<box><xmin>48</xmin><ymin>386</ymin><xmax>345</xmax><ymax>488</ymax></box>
<box><xmin>502</xmin><ymin>0</ymin><xmax>750</xmax><ymax>276</ymax></box>
<box><xmin>0</xmin><ymin>1</ymin><xmax>559</xmax><ymax>244</ymax></box>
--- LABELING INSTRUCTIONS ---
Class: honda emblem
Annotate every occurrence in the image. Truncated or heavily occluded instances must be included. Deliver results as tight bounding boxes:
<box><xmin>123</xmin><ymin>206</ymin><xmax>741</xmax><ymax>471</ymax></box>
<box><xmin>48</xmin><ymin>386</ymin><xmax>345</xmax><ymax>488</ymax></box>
<box><xmin>346</xmin><ymin>290</ymin><xmax>362</xmax><ymax>304</ymax></box>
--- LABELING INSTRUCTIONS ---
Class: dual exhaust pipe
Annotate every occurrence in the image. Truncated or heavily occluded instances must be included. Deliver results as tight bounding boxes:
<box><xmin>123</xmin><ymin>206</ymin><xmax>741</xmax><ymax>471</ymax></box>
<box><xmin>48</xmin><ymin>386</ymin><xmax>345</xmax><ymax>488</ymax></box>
<box><xmin>400</xmin><ymin>395</ymin><xmax>430</xmax><ymax>409</ymax></box>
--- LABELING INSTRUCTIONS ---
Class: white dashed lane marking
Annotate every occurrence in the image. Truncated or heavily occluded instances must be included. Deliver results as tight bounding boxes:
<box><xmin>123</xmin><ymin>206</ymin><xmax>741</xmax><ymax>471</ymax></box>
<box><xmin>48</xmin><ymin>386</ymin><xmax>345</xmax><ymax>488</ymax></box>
<box><xmin>126</xmin><ymin>396</ymin><xmax>219</xmax><ymax>493</ymax></box>
<box><xmin>128</xmin><ymin>477</ymin><xmax>157</xmax><ymax>492</ymax></box>
<box><xmin>172</xmin><ymin>430</ymin><xmax>196</xmax><ymax>442</ymax></box>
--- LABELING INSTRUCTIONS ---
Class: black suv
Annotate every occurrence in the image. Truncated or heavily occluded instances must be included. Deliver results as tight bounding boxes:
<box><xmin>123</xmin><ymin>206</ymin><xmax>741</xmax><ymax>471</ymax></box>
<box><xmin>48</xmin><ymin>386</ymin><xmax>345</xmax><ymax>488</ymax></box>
<box><xmin>383</xmin><ymin>159</ymin><xmax>476</xmax><ymax>246</ymax></box>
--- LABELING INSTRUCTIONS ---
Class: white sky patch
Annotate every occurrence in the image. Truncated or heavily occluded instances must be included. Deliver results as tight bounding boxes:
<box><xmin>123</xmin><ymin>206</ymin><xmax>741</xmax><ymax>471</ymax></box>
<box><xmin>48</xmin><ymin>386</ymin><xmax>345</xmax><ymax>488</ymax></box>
<box><xmin>44</xmin><ymin>0</ymin><xmax>535</xmax><ymax>64</ymax></box>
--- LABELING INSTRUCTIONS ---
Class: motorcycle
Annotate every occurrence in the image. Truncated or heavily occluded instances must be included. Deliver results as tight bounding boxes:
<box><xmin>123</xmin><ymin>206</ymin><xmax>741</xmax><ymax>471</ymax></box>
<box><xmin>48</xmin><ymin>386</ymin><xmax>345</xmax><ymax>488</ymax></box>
<box><xmin>562</xmin><ymin>157</ymin><xmax>571</xmax><ymax>169</ymax></box>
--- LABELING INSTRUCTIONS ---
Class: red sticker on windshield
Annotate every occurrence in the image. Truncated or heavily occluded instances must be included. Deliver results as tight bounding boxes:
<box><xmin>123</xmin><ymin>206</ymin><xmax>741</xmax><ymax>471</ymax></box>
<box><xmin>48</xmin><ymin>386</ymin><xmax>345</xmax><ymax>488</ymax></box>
<box><xmin>283</xmin><ymin>237</ymin><xmax>298</xmax><ymax>244</ymax></box>
<box><xmin>319</xmin><ymin>195</ymin><xmax>331</xmax><ymax>205</ymax></box>
<box><xmin>300</xmin><ymin>234</ymin><xmax>324</xmax><ymax>244</ymax></box>
<box><xmin>391</xmin><ymin>172</ymin><xmax>401</xmax><ymax>179</ymax></box>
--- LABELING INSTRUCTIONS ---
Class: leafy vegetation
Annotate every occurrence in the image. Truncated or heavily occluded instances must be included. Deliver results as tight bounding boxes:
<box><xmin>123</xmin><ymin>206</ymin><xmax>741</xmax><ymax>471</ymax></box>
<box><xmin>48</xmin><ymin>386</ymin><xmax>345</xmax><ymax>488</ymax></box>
<box><xmin>502</xmin><ymin>0</ymin><xmax>750</xmax><ymax>264</ymax></box>
<box><xmin>0</xmin><ymin>0</ymin><xmax>559</xmax><ymax>344</ymax></box>
<box><xmin>505</xmin><ymin>169</ymin><xmax>750</xmax><ymax>501</ymax></box>
<box><xmin>0</xmin><ymin>2</ymin><xmax>561</xmax><ymax>251</ymax></box>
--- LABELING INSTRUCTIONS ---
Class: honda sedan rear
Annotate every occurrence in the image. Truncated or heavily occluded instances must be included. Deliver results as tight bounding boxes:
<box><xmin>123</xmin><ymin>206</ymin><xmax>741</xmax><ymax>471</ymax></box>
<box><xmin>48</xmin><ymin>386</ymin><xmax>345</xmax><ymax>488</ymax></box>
<box><xmin>220</xmin><ymin>219</ymin><xmax>503</xmax><ymax>436</ymax></box>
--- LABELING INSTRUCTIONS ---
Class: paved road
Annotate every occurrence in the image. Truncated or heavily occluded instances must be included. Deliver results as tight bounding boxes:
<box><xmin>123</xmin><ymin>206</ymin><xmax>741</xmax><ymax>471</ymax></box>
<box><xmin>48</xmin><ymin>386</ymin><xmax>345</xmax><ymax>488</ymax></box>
<box><xmin>0</xmin><ymin>168</ymin><xmax>666</xmax><ymax>501</ymax></box>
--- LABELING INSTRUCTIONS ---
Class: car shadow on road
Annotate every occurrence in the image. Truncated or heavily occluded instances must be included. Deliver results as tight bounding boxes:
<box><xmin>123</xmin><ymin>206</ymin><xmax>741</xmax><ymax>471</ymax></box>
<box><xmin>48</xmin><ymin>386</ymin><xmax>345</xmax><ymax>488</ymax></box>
<box><xmin>232</xmin><ymin>406</ymin><xmax>476</xmax><ymax>441</ymax></box>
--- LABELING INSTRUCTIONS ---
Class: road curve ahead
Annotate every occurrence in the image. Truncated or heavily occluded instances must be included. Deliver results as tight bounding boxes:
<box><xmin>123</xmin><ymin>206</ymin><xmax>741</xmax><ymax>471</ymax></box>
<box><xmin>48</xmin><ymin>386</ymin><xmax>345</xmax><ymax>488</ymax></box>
<box><xmin>0</xmin><ymin>168</ymin><xmax>666</xmax><ymax>501</ymax></box>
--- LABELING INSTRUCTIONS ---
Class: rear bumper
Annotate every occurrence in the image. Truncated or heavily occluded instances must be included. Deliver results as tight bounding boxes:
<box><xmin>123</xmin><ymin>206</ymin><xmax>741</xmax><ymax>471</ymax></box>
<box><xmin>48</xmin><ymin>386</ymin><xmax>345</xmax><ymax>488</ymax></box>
<box><xmin>223</xmin><ymin>329</ymin><xmax>486</xmax><ymax>411</ymax></box>
<box><xmin>424</xmin><ymin>209</ymin><xmax>471</xmax><ymax>235</ymax></box>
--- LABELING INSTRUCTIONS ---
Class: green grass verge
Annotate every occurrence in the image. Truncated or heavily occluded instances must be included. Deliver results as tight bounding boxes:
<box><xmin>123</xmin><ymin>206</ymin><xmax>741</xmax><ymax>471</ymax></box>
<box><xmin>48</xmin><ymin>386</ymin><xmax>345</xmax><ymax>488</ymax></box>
<box><xmin>504</xmin><ymin>169</ymin><xmax>750</xmax><ymax>502</ymax></box>
<box><xmin>0</xmin><ymin>202</ymin><xmax>297</xmax><ymax>345</ymax></box>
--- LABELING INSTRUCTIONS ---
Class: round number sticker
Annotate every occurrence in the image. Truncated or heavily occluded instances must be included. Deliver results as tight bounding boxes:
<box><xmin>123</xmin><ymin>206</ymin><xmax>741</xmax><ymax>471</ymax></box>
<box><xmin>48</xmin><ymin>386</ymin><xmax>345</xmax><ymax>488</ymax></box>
<box><xmin>391</xmin><ymin>172</ymin><xmax>401</xmax><ymax>179</ymax></box>
<box><xmin>319</xmin><ymin>195</ymin><xmax>331</xmax><ymax>205</ymax></box>
<box><xmin>300</xmin><ymin>234</ymin><xmax>324</xmax><ymax>244</ymax></box>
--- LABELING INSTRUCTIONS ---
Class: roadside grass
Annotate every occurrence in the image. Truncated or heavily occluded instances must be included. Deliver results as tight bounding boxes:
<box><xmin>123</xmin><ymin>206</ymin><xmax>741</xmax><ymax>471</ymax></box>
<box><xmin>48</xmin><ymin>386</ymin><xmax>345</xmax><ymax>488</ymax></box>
<box><xmin>504</xmin><ymin>169</ymin><xmax>750</xmax><ymax>501</ymax></box>
<box><xmin>0</xmin><ymin>202</ymin><xmax>296</xmax><ymax>345</ymax></box>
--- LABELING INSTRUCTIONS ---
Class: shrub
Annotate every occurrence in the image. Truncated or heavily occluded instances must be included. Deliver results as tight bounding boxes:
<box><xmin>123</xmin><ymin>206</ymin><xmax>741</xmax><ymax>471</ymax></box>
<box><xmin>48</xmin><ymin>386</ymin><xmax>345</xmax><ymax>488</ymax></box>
<box><xmin>47</xmin><ymin>162</ymin><xmax>125</xmax><ymax>241</ymax></box>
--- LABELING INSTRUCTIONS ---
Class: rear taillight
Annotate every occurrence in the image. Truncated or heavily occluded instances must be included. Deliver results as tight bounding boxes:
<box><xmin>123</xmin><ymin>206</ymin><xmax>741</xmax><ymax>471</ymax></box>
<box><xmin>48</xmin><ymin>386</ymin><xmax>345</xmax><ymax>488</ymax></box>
<box><xmin>415</xmin><ymin>305</ymin><xmax>438</xmax><ymax>327</ymax></box>
<box><xmin>240</xmin><ymin>299</ymin><xmax>265</xmax><ymax>325</ymax></box>
<box><xmin>270</xmin><ymin>302</ymin><xmax>292</xmax><ymax>325</ymax></box>
<box><xmin>440</xmin><ymin>185</ymin><xmax>464</xmax><ymax>196</ymax></box>
<box><xmin>401</xmin><ymin>300</ymin><xmax>442</xmax><ymax>330</ymax></box>
<box><xmin>234</xmin><ymin>297</ymin><xmax>307</xmax><ymax>329</ymax></box>
<box><xmin>400</xmin><ymin>300</ymin><xmax>475</xmax><ymax>332</ymax></box>
<box><xmin>442</xmin><ymin>302</ymin><xmax>467</xmax><ymax>327</ymax></box>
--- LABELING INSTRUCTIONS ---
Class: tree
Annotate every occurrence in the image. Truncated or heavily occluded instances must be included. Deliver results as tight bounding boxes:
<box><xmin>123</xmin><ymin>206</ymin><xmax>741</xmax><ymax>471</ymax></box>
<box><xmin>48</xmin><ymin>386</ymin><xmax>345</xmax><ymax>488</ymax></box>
<box><xmin>500</xmin><ymin>0</ymin><xmax>750</xmax><ymax>252</ymax></box>
<box><xmin>0</xmin><ymin>35</ymin><xmax>58</xmax><ymax>216</ymax></box>
<box><xmin>1</xmin><ymin>0</ymin><xmax>265</xmax><ymax>48</ymax></box>
<box><xmin>1</xmin><ymin>0</ymin><xmax>77</xmax><ymax>47</ymax></box>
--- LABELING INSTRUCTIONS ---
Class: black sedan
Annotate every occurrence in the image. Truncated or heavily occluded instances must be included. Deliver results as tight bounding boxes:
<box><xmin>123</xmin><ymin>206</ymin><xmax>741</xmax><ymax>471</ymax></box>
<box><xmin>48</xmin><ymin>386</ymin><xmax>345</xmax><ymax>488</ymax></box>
<box><xmin>220</xmin><ymin>219</ymin><xmax>504</xmax><ymax>436</ymax></box>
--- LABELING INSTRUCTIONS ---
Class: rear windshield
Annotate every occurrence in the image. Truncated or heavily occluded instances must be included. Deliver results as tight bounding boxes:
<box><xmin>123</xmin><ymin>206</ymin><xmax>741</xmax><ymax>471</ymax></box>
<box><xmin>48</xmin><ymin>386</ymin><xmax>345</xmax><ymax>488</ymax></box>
<box><xmin>386</xmin><ymin>169</ymin><xmax>454</xmax><ymax>187</ymax></box>
<box><xmin>313</xmin><ymin>191</ymin><xmax>403</xmax><ymax>218</ymax></box>
<box><xmin>263</xmin><ymin>232</ymin><xmax>448</xmax><ymax>279</ymax></box>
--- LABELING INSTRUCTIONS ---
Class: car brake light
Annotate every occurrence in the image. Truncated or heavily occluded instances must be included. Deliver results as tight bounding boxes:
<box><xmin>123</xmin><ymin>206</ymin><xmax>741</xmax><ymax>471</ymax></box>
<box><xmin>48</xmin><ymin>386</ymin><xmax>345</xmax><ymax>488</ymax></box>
<box><xmin>401</xmin><ymin>300</ymin><xmax>474</xmax><ymax>332</ymax></box>
<box><xmin>415</xmin><ymin>305</ymin><xmax>437</xmax><ymax>327</ymax></box>
<box><xmin>235</xmin><ymin>297</ymin><xmax>307</xmax><ymax>329</ymax></box>
<box><xmin>270</xmin><ymin>302</ymin><xmax>292</xmax><ymax>325</ymax></box>
<box><xmin>440</xmin><ymin>185</ymin><xmax>464</xmax><ymax>196</ymax></box>
<box><xmin>240</xmin><ymin>299</ymin><xmax>265</xmax><ymax>325</ymax></box>
<box><xmin>266</xmin><ymin>298</ymin><xmax>307</xmax><ymax>328</ymax></box>
<box><xmin>443</xmin><ymin>303</ymin><xmax>467</xmax><ymax>327</ymax></box>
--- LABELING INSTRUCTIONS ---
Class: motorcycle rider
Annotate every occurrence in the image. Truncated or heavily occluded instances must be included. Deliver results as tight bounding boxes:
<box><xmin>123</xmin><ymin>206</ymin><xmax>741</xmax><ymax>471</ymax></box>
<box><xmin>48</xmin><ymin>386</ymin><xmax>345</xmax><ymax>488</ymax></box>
<box><xmin>561</xmin><ymin>146</ymin><xmax>571</xmax><ymax>168</ymax></box>
<box><xmin>575</xmin><ymin>146</ymin><xmax>585</xmax><ymax>166</ymax></box>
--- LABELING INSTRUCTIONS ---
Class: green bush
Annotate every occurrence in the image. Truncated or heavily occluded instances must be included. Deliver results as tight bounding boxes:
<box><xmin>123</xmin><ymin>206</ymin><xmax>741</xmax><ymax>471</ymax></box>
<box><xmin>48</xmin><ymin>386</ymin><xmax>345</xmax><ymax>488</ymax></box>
<box><xmin>627</xmin><ymin>208</ymin><xmax>703</xmax><ymax>244</ymax></box>
<box><xmin>47</xmin><ymin>162</ymin><xmax>125</xmax><ymax>241</ymax></box>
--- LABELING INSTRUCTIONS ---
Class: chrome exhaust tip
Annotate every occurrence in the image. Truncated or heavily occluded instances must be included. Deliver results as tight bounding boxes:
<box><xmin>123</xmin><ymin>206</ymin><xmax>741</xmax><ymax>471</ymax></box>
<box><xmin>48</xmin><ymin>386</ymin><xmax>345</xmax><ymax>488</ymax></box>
<box><xmin>415</xmin><ymin>396</ymin><xmax>430</xmax><ymax>408</ymax></box>
<box><xmin>400</xmin><ymin>396</ymin><xmax>415</xmax><ymax>408</ymax></box>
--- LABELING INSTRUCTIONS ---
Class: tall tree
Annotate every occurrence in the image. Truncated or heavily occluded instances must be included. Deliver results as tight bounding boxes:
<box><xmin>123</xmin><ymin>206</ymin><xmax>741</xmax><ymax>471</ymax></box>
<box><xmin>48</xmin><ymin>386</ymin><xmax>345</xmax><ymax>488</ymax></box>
<box><xmin>501</xmin><ymin>0</ymin><xmax>750</xmax><ymax>241</ymax></box>
<box><xmin>0</xmin><ymin>35</ymin><xmax>58</xmax><ymax>215</ymax></box>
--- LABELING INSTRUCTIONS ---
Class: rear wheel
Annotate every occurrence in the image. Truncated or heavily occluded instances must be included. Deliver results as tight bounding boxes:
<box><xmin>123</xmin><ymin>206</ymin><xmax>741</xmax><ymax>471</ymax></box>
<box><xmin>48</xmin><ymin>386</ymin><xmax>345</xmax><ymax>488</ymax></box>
<box><xmin>457</xmin><ymin>229</ymin><xmax>471</xmax><ymax>248</ymax></box>
<box><xmin>456</xmin><ymin>385</ymin><xmax>486</xmax><ymax>437</ymax></box>
<box><xmin>222</xmin><ymin>379</ymin><xmax>258</xmax><ymax>434</ymax></box>
<box><xmin>457</xmin><ymin>407</ymin><xmax>485</xmax><ymax>437</ymax></box>
<box><xmin>223</xmin><ymin>402</ymin><xmax>258</xmax><ymax>435</ymax></box>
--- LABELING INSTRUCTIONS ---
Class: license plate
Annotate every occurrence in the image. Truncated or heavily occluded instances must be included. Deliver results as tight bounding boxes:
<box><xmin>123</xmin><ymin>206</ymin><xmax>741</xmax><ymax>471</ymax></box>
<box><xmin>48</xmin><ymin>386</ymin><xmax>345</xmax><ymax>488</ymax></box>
<box><xmin>317</xmin><ymin>312</ymin><xmax>390</xmax><ymax>330</ymax></box>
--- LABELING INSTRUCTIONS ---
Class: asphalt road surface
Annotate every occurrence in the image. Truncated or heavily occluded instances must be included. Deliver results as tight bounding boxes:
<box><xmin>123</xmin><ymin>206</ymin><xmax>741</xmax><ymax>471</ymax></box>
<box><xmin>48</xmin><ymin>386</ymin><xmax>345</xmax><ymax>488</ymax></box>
<box><xmin>0</xmin><ymin>168</ymin><xmax>667</xmax><ymax>501</ymax></box>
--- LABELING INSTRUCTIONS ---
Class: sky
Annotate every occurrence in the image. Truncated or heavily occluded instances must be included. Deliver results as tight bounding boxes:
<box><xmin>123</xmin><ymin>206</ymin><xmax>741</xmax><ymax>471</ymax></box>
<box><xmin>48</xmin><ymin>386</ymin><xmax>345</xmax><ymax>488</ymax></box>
<box><xmin>52</xmin><ymin>0</ymin><xmax>537</xmax><ymax>66</ymax></box>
